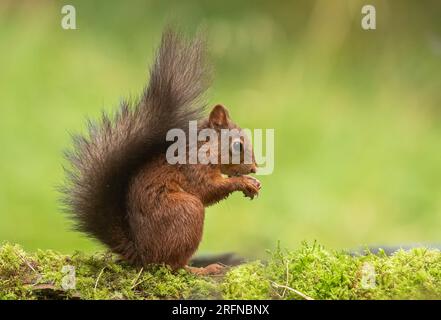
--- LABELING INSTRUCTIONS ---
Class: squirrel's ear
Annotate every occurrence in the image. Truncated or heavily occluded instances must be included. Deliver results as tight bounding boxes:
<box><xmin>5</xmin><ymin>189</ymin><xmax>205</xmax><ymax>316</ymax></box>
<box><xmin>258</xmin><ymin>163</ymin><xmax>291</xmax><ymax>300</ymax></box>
<box><xmin>209</xmin><ymin>104</ymin><xmax>230</xmax><ymax>128</ymax></box>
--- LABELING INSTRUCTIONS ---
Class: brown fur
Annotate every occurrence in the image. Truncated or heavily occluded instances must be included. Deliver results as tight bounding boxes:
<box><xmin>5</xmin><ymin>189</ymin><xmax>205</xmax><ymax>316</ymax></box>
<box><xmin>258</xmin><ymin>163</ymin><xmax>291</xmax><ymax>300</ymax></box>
<box><xmin>61</xmin><ymin>29</ymin><xmax>260</xmax><ymax>270</ymax></box>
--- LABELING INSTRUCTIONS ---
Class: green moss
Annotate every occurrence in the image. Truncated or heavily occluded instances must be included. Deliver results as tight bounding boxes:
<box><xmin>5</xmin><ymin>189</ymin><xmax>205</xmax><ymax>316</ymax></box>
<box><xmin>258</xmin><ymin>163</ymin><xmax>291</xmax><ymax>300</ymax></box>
<box><xmin>2</xmin><ymin>242</ymin><xmax>441</xmax><ymax>300</ymax></box>
<box><xmin>222</xmin><ymin>262</ymin><xmax>269</xmax><ymax>299</ymax></box>
<box><xmin>223</xmin><ymin>242</ymin><xmax>441</xmax><ymax>300</ymax></box>
<box><xmin>0</xmin><ymin>242</ymin><xmax>220</xmax><ymax>300</ymax></box>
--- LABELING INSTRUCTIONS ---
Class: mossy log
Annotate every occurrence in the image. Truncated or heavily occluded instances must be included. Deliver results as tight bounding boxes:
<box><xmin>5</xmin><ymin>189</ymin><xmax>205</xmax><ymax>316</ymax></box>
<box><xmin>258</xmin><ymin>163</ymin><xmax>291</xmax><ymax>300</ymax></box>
<box><xmin>1</xmin><ymin>242</ymin><xmax>441</xmax><ymax>300</ymax></box>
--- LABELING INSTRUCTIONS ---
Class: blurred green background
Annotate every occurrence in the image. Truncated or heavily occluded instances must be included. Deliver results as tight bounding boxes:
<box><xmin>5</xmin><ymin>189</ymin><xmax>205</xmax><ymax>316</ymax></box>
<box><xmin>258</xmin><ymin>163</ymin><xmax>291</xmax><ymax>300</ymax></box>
<box><xmin>1</xmin><ymin>0</ymin><xmax>440</xmax><ymax>257</ymax></box>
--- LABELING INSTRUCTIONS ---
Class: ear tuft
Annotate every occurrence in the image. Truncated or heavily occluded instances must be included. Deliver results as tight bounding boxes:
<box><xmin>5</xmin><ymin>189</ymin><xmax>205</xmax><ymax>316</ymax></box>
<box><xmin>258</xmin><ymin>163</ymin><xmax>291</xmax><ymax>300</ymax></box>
<box><xmin>209</xmin><ymin>104</ymin><xmax>230</xmax><ymax>127</ymax></box>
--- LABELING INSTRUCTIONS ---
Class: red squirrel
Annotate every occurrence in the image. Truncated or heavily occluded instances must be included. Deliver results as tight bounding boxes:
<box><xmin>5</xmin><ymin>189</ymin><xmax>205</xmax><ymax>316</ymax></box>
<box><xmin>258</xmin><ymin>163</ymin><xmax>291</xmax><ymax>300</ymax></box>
<box><xmin>61</xmin><ymin>29</ymin><xmax>261</xmax><ymax>275</ymax></box>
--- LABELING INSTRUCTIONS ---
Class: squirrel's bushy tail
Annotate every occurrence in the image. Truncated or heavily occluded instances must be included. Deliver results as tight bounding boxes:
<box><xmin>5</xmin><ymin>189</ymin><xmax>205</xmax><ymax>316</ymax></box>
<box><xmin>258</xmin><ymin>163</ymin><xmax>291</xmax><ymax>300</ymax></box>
<box><xmin>61</xmin><ymin>29</ymin><xmax>210</xmax><ymax>259</ymax></box>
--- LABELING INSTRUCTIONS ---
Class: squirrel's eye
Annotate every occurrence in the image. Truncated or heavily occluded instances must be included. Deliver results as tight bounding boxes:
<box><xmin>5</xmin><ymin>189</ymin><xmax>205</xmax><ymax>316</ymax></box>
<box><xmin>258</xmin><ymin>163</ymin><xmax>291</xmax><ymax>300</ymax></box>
<box><xmin>232</xmin><ymin>141</ymin><xmax>242</xmax><ymax>153</ymax></box>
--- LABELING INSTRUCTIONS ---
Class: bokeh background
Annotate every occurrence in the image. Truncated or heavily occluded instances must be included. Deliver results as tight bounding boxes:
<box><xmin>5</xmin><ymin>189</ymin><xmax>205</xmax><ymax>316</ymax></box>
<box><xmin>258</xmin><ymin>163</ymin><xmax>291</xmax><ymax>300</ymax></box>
<box><xmin>1</xmin><ymin>0</ymin><xmax>440</xmax><ymax>257</ymax></box>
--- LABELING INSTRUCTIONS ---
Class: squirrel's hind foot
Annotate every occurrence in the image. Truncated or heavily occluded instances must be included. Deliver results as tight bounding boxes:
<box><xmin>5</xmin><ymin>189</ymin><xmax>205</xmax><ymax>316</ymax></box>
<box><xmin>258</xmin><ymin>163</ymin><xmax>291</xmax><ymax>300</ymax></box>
<box><xmin>185</xmin><ymin>263</ymin><xmax>226</xmax><ymax>276</ymax></box>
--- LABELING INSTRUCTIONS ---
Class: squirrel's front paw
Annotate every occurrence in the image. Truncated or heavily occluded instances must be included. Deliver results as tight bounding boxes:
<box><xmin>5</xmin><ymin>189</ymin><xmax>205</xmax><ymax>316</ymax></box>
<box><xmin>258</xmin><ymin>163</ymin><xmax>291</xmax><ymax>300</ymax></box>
<box><xmin>241</xmin><ymin>176</ymin><xmax>261</xmax><ymax>200</ymax></box>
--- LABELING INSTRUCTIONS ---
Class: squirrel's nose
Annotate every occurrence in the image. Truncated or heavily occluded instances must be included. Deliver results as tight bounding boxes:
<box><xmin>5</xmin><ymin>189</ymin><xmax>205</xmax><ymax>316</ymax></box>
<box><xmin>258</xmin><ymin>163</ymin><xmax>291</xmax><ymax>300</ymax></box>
<box><xmin>250</xmin><ymin>166</ymin><xmax>257</xmax><ymax>174</ymax></box>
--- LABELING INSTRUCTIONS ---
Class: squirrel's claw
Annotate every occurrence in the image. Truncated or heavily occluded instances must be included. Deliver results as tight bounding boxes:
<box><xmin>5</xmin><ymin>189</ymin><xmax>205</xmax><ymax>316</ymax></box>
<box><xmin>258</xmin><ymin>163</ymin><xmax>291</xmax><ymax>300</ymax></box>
<box><xmin>241</xmin><ymin>175</ymin><xmax>261</xmax><ymax>200</ymax></box>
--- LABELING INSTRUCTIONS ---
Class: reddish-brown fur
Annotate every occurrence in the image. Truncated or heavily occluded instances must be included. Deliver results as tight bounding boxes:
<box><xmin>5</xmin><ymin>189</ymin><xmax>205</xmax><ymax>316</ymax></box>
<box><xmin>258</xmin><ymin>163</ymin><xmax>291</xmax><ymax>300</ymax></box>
<box><xmin>61</xmin><ymin>29</ymin><xmax>260</xmax><ymax>272</ymax></box>
<box><xmin>126</xmin><ymin>106</ymin><xmax>260</xmax><ymax>269</ymax></box>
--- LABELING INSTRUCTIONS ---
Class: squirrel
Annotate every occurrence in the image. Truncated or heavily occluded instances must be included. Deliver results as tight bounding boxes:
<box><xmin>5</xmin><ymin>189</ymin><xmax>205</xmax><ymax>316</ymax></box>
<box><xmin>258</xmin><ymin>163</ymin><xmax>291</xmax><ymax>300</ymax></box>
<box><xmin>61</xmin><ymin>29</ymin><xmax>261</xmax><ymax>275</ymax></box>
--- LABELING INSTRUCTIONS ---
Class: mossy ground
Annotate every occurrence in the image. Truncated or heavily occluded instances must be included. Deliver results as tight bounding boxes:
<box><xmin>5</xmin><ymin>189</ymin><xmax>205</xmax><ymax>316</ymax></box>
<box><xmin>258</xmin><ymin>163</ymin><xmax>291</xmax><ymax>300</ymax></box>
<box><xmin>1</xmin><ymin>242</ymin><xmax>441</xmax><ymax>300</ymax></box>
